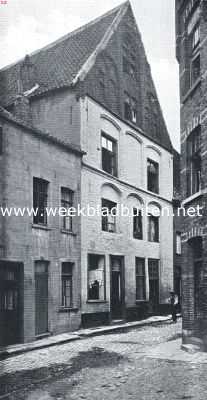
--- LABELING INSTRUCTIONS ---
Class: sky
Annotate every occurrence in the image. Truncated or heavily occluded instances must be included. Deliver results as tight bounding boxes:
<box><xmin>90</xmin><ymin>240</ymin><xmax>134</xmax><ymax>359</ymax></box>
<box><xmin>0</xmin><ymin>0</ymin><xmax>180</xmax><ymax>150</ymax></box>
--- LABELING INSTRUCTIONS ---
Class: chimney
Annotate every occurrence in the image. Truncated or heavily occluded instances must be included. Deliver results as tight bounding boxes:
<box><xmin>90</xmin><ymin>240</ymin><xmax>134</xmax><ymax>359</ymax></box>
<box><xmin>13</xmin><ymin>95</ymin><xmax>32</xmax><ymax>125</ymax></box>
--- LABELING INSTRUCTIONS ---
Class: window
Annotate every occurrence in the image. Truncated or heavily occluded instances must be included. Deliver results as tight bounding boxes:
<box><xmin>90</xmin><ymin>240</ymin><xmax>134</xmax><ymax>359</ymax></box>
<box><xmin>0</xmin><ymin>127</ymin><xmax>3</xmax><ymax>154</ymax></box>
<box><xmin>61</xmin><ymin>187</ymin><xmax>73</xmax><ymax>231</ymax></box>
<box><xmin>192</xmin><ymin>25</ymin><xmax>200</xmax><ymax>51</ymax></box>
<box><xmin>133</xmin><ymin>209</ymin><xmax>143</xmax><ymax>240</ymax></box>
<box><xmin>191</xmin><ymin>53</ymin><xmax>200</xmax><ymax>85</ymax></box>
<box><xmin>101</xmin><ymin>134</ymin><xmax>117</xmax><ymax>176</ymax></box>
<box><xmin>148</xmin><ymin>215</ymin><xmax>159</xmax><ymax>242</ymax></box>
<box><xmin>147</xmin><ymin>159</ymin><xmax>159</xmax><ymax>194</ymax></box>
<box><xmin>88</xmin><ymin>254</ymin><xmax>105</xmax><ymax>301</ymax></box>
<box><xmin>102</xmin><ymin>198</ymin><xmax>117</xmax><ymax>233</ymax></box>
<box><xmin>135</xmin><ymin>258</ymin><xmax>146</xmax><ymax>301</ymax></box>
<box><xmin>187</xmin><ymin>126</ymin><xmax>201</xmax><ymax>196</ymax></box>
<box><xmin>61</xmin><ymin>262</ymin><xmax>73</xmax><ymax>308</ymax></box>
<box><xmin>176</xmin><ymin>232</ymin><xmax>182</xmax><ymax>255</ymax></box>
<box><xmin>33</xmin><ymin>178</ymin><xmax>48</xmax><ymax>225</ymax></box>
<box><xmin>124</xmin><ymin>93</ymin><xmax>137</xmax><ymax>123</ymax></box>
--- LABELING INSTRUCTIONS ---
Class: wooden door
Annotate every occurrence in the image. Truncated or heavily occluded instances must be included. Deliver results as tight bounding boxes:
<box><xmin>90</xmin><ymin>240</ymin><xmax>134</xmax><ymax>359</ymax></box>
<box><xmin>110</xmin><ymin>256</ymin><xmax>124</xmax><ymax>319</ymax></box>
<box><xmin>35</xmin><ymin>262</ymin><xmax>48</xmax><ymax>336</ymax></box>
<box><xmin>148</xmin><ymin>259</ymin><xmax>159</xmax><ymax>314</ymax></box>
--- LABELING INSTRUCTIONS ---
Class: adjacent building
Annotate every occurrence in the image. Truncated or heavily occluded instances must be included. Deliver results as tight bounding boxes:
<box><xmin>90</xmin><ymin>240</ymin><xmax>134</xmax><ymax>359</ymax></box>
<box><xmin>175</xmin><ymin>0</ymin><xmax>207</xmax><ymax>349</ymax></box>
<box><xmin>0</xmin><ymin>1</ymin><xmax>175</xmax><ymax>345</ymax></box>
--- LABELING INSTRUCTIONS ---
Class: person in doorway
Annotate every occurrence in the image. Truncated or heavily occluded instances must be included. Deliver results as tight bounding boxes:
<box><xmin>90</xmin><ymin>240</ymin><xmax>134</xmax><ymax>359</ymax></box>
<box><xmin>169</xmin><ymin>291</ymin><xmax>178</xmax><ymax>323</ymax></box>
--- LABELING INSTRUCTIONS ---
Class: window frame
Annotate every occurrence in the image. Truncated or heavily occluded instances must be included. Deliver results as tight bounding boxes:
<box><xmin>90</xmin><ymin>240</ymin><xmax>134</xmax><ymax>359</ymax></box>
<box><xmin>176</xmin><ymin>232</ymin><xmax>182</xmax><ymax>255</ymax></box>
<box><xmin>61</xmin><ymin>262</ymin><xmax>73</xmax><ymax>309</ymax></box>
<box><xmin>135</xmin><ymin>257</ymin><xmax>146</xmax><ymax>301</ymax></box>
<box><xmin>33</xmin><ymin>177</ymin><xmax>49</xmax><ymax>226</ymax></box>
<box><xmin>148</xmin><ymin>214</ymin><xmax>159</xmax><ymax>243</ymax></box>
<box><xmin>101</xmin><ymin>132</ymin><xmax>117</xmax><ymax>177</ymax></box>
<box><xmin>87</xmin><ymin>254</ymin><xmax>106</xmax><ymax>301</ymax></box>
<box><xmin>190</xmin><ymin>52</ymin><xmax>200</xmax><ymax>86</ymax></box>
<box><xmin>61</xmin><ymin>187</ymin><xmax>74</xmax><ymax>232</ymax></box>
<box><xmin>101</xmin><ymin>198</ymin><xmax>117</xmax><ymax>233</ymax></box>
<box><xmin>186</xmin><ymin>126</ymin><xmax>201</xmax><ymax>196</ymax></box>
<box><xmin>133</xmin><ymin>208</ymin><xmax>143</xmax><ymax>240</ymax></box>
<box><xmin>147</xmin><ymin>158</ymin><xmax>159</xmax><ymax>194</ymax></box>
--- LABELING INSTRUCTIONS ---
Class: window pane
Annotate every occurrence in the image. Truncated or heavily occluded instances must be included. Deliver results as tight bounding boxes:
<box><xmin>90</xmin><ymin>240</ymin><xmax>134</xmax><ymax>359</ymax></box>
<box><xmin>133</xmin><ymin>209</ymin><xmax>143</xmax><ymax>240</ymax></box>
<box><xmin>102</xmin><ymin>136</ymin><xmax>107</xmax><ymax>149</ymax></box>
<box><xmin>136</xmin><ymin>258</ymin><xmax>146</xmax><ymax>300</ymax></box>
<box><xmin>88</xmin><ymin>255</ymin><xmax>105</xmax><ymax>300</ymax></box>
<box><xmin>147</xmin><ymin>159</ymin><xmax>159</xmax><ymax>194</ymax></box>
<box><xmin>101</xmin><ymin>199</ymin><xmax>117</xmax><ymax>233</ymax></box>
<box><xmin>148</xmin><ymin>216</ymin><xmax>159</xmax><ymax>242</ymax></box>
<box><xmin>62</xmin><ymin>263</ymin><xmax>73</xmax><ymax>307</ymax></box>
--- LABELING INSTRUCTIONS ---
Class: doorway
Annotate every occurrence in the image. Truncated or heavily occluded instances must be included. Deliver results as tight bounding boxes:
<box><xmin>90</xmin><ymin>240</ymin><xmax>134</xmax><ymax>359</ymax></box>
<box><xmin>110</xmin><ymin>256</ymin><xmax>125</xmax><ymax>320</ymax></box>
<box><xmin>148</xmin><ymin>259</ymin><xmax>159</xmax><ymax>314</ymax></box>
<box><xmin>0</xmin><ymin>262</ymin><xmax>22</xmax><ymax>346</ymax></box>
<box><xmin>35</xmin><ymin>261</ymin><xmax>48</xmax><ymax>336</ymax></box>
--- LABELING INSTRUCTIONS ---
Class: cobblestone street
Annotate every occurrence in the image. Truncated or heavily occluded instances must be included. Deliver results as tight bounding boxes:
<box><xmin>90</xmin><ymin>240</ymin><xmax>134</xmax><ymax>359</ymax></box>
<box><xmin>1</xmin><ymin>320</ymin><xmax>207</xmax><ymax>400</ymax></box>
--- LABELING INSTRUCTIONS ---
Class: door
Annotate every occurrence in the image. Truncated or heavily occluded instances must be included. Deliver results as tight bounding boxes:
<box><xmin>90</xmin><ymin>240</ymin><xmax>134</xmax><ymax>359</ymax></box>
<box><xmin>110</xmin><ymin>256</ymin><xmax>124</xmax><ymax>319</ymax></box>
<box><xmin>148</xmin><ymin>259</ymin><xmax>159</xmax><ymax>314</ymax></box>
<box><xmin>0</xmin><ymin>263</ymin><xmax>21</xmax><ymax>346</ymax></box>
<box><xmin>35</xmin><ymin>261</ymin><xmax>48</xmax><ymax>336</ymax></box>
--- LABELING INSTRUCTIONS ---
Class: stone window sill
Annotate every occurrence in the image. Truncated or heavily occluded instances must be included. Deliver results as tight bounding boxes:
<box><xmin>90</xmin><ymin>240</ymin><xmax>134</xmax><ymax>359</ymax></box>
<box><xmin>58</xmin><ymin>307</ymin><xmax>79</xmax><ymax>313</ymax></box>
<box><xmin>182</xmin><ymin>191</ymin><xmax>202</xmax><ymax>206</ymax></box>
<box><xmin>32</xmin><ymin>224</ymin><xmax>51</xmax><ymax>231</ymax></box>
<box><xmin>61</xmin><ymin>229</ymin><xmax>77</xmax><ymax>236</ymax></box>
<box><xmin>86</xmin><ymin>300</ymin><xmax>108</xmax><ymax>304</ymax></box>
<box><xmin>182</xmin><ymin>78</ymin><xmax>201</xmax><ymax>104</ymax></box>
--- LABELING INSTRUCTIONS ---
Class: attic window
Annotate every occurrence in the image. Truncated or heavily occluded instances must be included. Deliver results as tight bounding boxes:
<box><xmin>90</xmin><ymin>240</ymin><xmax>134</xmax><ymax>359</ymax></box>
<box><xmin>124</xmin><ymin>93</ymin><xmax>137</xmax><ymax>123</ymax></box>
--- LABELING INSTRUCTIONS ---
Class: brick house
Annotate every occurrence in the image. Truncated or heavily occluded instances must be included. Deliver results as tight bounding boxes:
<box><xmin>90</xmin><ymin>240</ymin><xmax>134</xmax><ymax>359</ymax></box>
<box><xmin>0</xmin><ymin>106</ymin><xmax>83</xmax><ymax>346</ymax></box>
<box><xmin>0</xmin><ymin>1</ymin><xmax>175</xmax><ymax>342</ymax></box>
<box><xmin>175</xmin><ymin>0</ymin><xmax>207</xmax><ymax>349</ymax></box>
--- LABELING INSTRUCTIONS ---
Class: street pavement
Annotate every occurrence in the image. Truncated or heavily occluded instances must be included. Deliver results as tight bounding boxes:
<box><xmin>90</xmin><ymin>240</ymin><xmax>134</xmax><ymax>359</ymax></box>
<box><xmin>1</xmin><ymin>320</ymin><xmax>207</xmax><ymax>400</ymax></box>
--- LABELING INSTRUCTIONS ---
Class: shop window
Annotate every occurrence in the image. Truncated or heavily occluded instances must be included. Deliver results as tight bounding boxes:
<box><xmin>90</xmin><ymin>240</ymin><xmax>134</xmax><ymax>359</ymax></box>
<box><xmin>88</xmin><ymin>254</ymin><xmax>105</xmax><ymax>301</ymax></box>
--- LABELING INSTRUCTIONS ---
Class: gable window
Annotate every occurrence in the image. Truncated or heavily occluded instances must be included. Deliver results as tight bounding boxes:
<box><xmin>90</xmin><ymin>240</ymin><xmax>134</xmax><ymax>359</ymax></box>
<box><xmin>147</xmin><ymin>159</ymin><xmax>159</xmax><ymax>194</ymax></box>
<box><xmin>101</xmin><ymin>133</ymin><xmax>117</xmax><ymax>176</ymax></box>
<box><xmin>187</xmin><ymin>126</ymin><xmax>201</xmax><ymax>196</ymax></box>
<box><xmin>61</xmin><ymin>187</ymin><xmax>73</xmax><ymax>231</ymax></box>
<box><xmin>61</xmin><ymin>262</ymin><xmax>73</xmax><ymax>308</ymax></box>
<box><xmin>136</xmin><ymin>258</ymin><xmax>146</xmax><ymax>301</ymax></box>
<box><xmin>102</xmin><ymin>198</ymin><xmax>117</xmax><ymax>233</ymax></box>
<box><xmin>148</xmin><ymin>215</ymin><xmax>159</xmax><ymax>243</ymax></box>
<box><xmin>176</xmin><ymin>232</ymin><xmax>182</xmax><ymax>255</ymax></box>
<box><xmin>191</xmin><ymin>53</ymin><xmax>200</xmax><ymax>86</ymax></box>
<box><xmin>88</xmin><ymin>254</ymin><xmax>105</xmax><ymax>301</ymax></box>
<box><xmin>133</xmin><ymin>209</ymin><xmax>143</xmax><ymax>240</ymax></box>
<box><xmin>124</xmin><ymin>93</ymin><xmax>137</xmax><ymax>123</ymax></box>
<box><xmin>33</xmin><ymin>177</ymin><xmax>48</xmax><ymax>225</ymax></box>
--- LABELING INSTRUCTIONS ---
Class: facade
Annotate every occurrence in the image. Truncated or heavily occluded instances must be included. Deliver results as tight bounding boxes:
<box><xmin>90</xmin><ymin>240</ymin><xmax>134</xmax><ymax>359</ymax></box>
<box><xmin>173</xmin><ymin>149</ymin><xmax>182</xmax><ymax>309</ymax></box>
<box><xmin>0</xmin><ymin>1</ymin><xmax>175</xmax><ymax>344</ymax></box>
<box><xmin>175</xmin><ymin>0</ymin><xmax>207</xmax><ymax>349</ymax></box>
<box><xmin>0</xmin><ymin>106</ymin><xmax>83</xmax><ymax>346</ymax></box>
